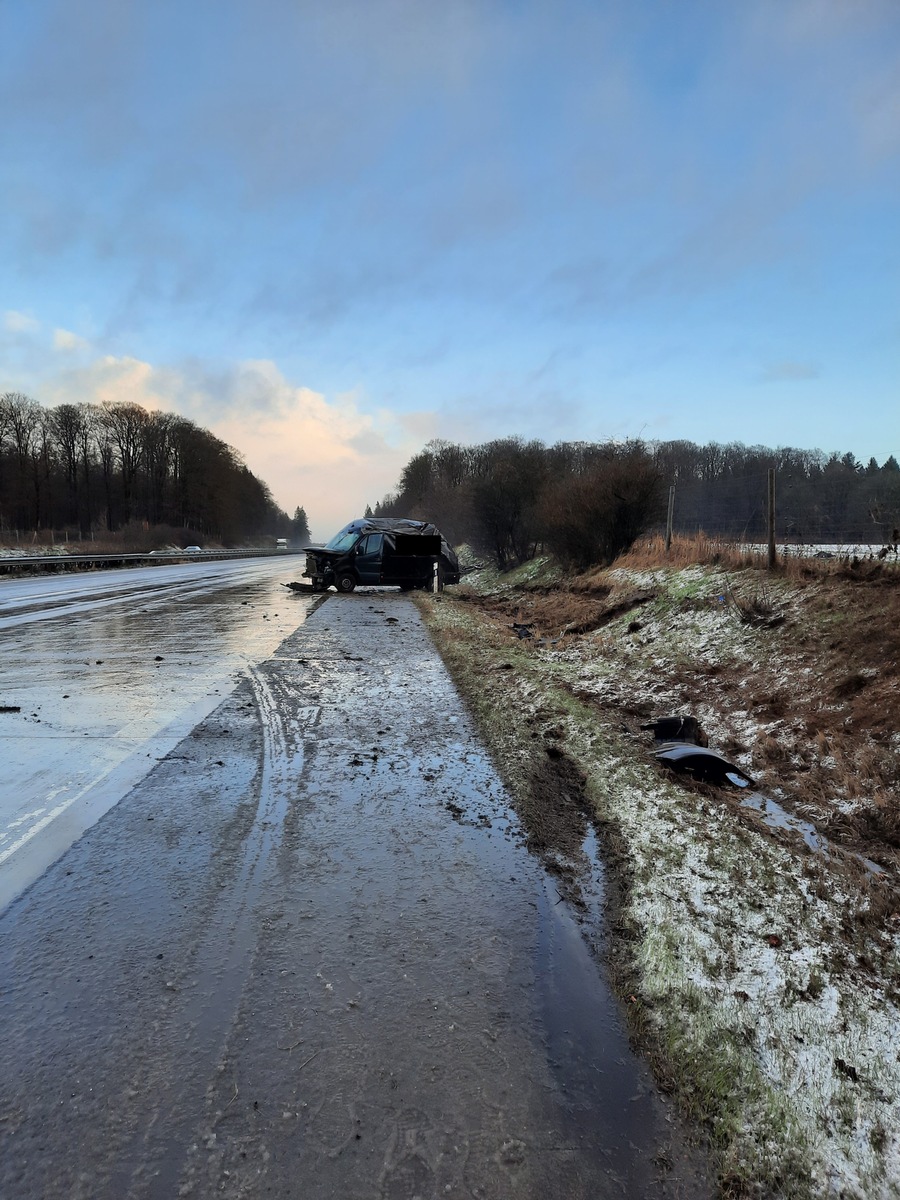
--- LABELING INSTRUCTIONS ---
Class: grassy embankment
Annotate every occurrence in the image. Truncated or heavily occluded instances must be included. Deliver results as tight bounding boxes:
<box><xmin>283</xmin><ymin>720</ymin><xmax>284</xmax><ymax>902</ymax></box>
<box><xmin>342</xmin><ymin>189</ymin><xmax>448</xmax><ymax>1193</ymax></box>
<box><xmin>416</xmin><ymin>537</ymin><xmax>900</xmax><ymax>1199</ymax></box>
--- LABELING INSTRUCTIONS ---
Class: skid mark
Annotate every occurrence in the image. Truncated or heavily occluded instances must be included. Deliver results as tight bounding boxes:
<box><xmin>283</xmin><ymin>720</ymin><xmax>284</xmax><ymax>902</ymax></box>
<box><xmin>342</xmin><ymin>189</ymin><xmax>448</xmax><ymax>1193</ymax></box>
<box><xmin>116</xmin><ymin>664</ymin><xmax>308</xmax><ymax>1199</ymax></box>
<box><xmin>246</xmin><ymin>663</ymin><xmax>297</xmax><ymax>796</ymax></box>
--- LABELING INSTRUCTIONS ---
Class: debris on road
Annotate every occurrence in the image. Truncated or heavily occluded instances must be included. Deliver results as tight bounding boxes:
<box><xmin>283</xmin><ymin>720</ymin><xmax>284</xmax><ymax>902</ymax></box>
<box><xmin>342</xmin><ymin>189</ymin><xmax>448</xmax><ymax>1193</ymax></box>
<box><xmin>0</xmin><ymin>705</ymin><xmax>22</xmax><ymax>714</ymax></box>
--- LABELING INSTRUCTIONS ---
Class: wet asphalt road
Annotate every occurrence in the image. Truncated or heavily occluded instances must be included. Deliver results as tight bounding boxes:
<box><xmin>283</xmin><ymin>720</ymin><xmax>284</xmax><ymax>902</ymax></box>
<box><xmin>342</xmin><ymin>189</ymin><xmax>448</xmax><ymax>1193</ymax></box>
<box><xmin>0</xmin><ymin>559</ymin><xmax>318</xmax><ymax>912</ymax></box>
<box><xmin>0</xmin><ymin>569</ymin><xmax>712</xmax><ymax>1199</ymax></box>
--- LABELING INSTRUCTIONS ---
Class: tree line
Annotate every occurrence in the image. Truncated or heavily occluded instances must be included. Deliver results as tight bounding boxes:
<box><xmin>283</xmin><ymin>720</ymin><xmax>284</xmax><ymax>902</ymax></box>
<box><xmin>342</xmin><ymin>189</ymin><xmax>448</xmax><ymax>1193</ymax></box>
<box><xmin>0</xmin><ymin>392</ymin><xmax>309</xmax><ymax>545</ymax></box>
<box><xmin>375</xmin><ymin>437</ymin><xmax>900</xmax><ymax>570</ymax></box>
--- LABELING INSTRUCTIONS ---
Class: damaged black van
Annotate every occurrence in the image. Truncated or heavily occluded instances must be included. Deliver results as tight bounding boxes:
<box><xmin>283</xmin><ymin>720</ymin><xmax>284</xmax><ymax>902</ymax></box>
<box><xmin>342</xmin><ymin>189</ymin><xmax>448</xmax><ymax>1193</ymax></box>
<box><xmin>302</xmin><ymin>518</ymin><xmax>460</xmax><ymax>593</ymax></box>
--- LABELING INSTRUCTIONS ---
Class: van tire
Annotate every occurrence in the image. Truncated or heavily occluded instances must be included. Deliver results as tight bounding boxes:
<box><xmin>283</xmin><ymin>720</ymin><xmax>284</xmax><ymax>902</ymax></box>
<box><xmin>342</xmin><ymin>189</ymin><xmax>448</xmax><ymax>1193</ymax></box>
<box><xmin>335</xmin><ymin>573</ymin><xmax>357</xmax><ymax>593</ymax></box>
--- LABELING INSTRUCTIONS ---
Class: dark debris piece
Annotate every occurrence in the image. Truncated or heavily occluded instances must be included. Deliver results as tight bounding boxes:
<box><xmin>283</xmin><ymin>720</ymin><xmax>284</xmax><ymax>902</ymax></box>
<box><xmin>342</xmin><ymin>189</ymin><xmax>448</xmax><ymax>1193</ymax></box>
<box><xmin>641</xmin><ymin>715</ymin><xmax>708</xmax><ymax>746</ymax></box>
<box><xmin>655</xmin><ymin>742</ymin><xmax>754</xmax><ymax>788</ymax></box>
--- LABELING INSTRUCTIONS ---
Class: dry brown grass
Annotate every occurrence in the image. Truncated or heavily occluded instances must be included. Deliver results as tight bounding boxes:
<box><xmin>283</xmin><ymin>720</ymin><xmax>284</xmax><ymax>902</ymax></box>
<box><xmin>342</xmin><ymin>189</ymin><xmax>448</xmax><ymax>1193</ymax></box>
<box><xmin>724</xmin><ymin>579</ymin><xmax>785</xmax><ymax>627</ymax></box>
<box><xmin>615</xmin><ymin>533</ymin><xmax>900</xmax><ymax>583</ymax></box>
<box><xmin>457</xmin><ymin>547</ymin><xmax>900</xmax><ymax>870</ymax></box>
<box><xmin>455</xmin><ymin>583</ymin><xmax>653</xmax><ymax>641</ymax></box>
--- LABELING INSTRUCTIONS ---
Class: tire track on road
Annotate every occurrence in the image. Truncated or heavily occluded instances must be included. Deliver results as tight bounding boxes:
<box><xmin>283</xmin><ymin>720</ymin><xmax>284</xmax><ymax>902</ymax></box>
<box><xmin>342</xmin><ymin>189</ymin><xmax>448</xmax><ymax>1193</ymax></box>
<box><xmin>117</xmin><ymin>662</ymin><xmax>317</xmax><ymax>1199</ymax></box>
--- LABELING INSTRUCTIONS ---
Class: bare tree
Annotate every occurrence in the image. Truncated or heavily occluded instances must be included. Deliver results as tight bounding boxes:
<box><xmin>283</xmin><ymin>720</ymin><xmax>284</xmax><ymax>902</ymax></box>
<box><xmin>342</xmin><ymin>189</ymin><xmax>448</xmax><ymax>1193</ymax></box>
<box><xmin>99</xmin><ymin>401</ymin><xmax>149</xmax><ymax>524</ymax></box>
<box><xmin>539</xmin><ymin>443</ymin><xmax>663</xmax><ymax>569</ymax></box>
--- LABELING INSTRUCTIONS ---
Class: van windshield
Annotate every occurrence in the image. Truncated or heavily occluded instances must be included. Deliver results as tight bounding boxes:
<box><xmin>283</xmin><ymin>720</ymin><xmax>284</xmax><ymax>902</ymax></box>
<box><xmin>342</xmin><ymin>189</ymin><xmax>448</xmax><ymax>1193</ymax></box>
<box><xmin>325</xmin><ymin>528</ymin><xmax>360</xmax><ymax>552</ymax></box>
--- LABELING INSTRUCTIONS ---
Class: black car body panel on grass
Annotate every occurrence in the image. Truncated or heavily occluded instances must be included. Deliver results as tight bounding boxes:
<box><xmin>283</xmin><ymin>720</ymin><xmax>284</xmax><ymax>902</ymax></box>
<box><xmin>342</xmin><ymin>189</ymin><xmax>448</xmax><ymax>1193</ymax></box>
<box><xmin>302</xmin><ymin>518</ymin><xmax>460</xmax><ymax>592</ymax></box>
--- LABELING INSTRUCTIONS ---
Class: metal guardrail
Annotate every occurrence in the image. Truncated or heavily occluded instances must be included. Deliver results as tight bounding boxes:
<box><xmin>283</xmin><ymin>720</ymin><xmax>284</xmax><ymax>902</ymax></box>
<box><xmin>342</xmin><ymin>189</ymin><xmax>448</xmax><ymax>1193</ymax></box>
<box><xmin>0</xmin><ymin>549</ymin><xmax>305</xmax><ymax>573</ymax></box>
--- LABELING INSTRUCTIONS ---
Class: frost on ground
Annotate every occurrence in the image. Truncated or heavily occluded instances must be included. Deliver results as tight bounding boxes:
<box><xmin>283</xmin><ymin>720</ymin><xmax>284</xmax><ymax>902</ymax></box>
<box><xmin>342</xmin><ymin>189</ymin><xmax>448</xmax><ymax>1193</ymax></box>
<box><xmin>419</xmin><ymin>561</ymin><xmax>900</xmax><ymax>1199</ymax></box>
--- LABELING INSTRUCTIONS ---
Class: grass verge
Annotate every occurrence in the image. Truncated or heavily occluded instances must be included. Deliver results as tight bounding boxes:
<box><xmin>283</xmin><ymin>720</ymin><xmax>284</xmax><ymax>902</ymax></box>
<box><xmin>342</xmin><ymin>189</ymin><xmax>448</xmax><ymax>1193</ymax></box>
<box><xmin>416</xmin><ymin>565</ymin><xmax>900</xmax><ymax>1200</ymax></box>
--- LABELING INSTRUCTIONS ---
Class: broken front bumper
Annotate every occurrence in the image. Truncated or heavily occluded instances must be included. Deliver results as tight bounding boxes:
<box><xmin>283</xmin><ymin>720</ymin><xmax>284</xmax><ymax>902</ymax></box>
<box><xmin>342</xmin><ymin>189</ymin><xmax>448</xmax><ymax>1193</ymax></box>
<box><xmin>303</xmin><ymin>554</ymin><xmax>334</xmax><ymax>588</ymax></box>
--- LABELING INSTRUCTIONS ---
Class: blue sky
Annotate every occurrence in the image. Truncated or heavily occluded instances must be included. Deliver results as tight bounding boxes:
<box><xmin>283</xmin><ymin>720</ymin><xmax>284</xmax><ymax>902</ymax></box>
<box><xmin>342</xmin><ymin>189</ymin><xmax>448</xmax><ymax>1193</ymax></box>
<box><xmin>2</xmin><ymin>0</ymin><xmax>898</xmax><ymax>537</ymax></box>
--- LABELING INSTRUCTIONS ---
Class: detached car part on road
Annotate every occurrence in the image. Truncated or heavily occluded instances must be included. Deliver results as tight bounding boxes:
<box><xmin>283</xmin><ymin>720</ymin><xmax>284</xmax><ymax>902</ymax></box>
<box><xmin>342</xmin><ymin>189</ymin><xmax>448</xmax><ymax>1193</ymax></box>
<box><xmin>301</xmin><ymin>518</ymin><xmax>461</xmax><ymax>593</ymax></box>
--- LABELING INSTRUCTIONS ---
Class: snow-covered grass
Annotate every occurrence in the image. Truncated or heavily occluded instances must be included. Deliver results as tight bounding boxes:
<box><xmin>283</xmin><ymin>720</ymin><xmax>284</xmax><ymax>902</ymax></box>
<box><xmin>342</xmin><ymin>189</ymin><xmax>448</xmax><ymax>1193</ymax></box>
<box><xmin>585</xmin><ymin>743</ymin><xmax>900</xmax><ymax>1198</ymax></box>
<box><xmin>422</xmin><ymin>569</ymin><xmax>900</xmax><ymax>1198</ymax></box>
<box><xmin>0</xmin><ymin>545</ymin><xmax>73</xmax><ymax>558</ymax></box>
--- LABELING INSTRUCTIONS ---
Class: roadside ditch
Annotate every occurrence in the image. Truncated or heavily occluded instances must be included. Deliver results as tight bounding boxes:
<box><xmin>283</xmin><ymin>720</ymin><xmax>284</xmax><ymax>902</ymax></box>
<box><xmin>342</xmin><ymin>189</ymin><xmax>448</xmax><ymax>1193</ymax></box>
<box><xmin>415</xmin><ymin>559</ymin><xmax>900</xmax><ymax>1199</ymax></box>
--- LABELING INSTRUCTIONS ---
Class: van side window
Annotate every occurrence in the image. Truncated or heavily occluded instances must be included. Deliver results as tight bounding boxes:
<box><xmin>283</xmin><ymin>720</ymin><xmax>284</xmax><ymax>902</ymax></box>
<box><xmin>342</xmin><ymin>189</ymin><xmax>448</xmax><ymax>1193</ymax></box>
<box><xmin>359</xmin><ymin>533</ymin><xmax>383</xmax><ymax>556</ymax></box>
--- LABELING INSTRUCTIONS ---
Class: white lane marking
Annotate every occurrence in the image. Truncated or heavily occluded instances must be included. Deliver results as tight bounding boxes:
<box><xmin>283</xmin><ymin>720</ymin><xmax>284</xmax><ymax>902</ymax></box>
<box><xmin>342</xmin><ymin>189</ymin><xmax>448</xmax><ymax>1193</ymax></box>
<box><xmin>0</xmin><ymin>707</ymin><xmax>214</xmax><ymax>864</ymax></box>
<box><xmin>6</xmin><ymin>806</ymin><xmax>48</xmax><ymax>830</ymax></box>
<box><xmin>0</xmin><ymin>754</ymin><xmax>139</xmax><ymax>866</ymax></box>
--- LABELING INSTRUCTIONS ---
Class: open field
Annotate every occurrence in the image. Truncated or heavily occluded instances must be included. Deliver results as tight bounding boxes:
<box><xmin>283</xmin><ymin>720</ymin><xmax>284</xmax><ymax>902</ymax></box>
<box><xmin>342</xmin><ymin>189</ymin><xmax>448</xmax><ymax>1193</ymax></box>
<box><xmin>417</xmin><ymin>550</ymin><xmax>900</xmax><ymax>1198</ymax></box>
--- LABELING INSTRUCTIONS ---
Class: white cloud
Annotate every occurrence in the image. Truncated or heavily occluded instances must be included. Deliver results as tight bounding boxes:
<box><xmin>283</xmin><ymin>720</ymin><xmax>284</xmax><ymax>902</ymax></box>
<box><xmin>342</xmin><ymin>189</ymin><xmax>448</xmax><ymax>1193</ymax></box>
<box><xmin>52</xmin><ymin>327</ymin><xmax>89</xmax><ymax>352</ymax></box>
<box><xmin>3</xmin><ymin>310</ymin><xmax>40</xmax><ymax>333</ymax></box>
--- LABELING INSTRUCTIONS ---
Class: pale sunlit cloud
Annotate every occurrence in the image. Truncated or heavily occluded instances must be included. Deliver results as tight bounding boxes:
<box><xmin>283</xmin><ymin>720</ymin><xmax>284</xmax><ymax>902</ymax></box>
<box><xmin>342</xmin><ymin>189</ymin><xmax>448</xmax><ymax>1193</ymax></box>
<box><xmin>52</xmin><ymin>327</ymin><xmax>90</xmax><ymax>352</ymax></box>
<box><xmin>42</xmin><ymin>354</ymin><xmax>428</xmax><ymax>538</ymax></box>
<box><xmin>3</xmin><ymin>310</ymin><xmax>40</xmax><ymax>334</ymax></box>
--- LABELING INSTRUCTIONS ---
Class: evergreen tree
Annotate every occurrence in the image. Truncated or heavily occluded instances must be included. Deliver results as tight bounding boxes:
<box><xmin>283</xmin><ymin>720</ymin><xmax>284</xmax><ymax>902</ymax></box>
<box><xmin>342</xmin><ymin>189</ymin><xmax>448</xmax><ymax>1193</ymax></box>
<box><xmin>290</xmin><ymin>506</ymin><xmax>311</xmax><ymax>543</ymax></box>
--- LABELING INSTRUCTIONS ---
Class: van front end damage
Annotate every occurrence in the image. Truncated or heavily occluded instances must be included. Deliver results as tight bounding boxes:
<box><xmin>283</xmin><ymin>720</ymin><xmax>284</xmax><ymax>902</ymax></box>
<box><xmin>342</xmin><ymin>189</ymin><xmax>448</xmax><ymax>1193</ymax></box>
<box><xmin>302</xmin><ymin>548</ymin><xmax>340</xmax><ymax>591</ymax></box>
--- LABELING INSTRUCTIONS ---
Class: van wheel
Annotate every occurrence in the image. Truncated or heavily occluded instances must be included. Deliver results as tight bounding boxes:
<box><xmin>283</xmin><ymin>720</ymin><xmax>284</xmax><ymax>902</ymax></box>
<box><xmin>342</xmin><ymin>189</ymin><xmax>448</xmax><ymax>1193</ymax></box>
<box><xmin>335</xmin><ymin>573</ymin><xmax>356</xmax><ymax>593</ymax></box>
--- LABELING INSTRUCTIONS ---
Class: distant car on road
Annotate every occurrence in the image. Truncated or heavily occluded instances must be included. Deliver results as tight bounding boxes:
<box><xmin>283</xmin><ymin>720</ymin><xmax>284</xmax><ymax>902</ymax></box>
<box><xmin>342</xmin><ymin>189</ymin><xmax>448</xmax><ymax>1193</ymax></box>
<box><xmin>301</xmin><ymin>518</ymin><xmax>460</xmax><ymax>593</ymax></box>
<box><xmin>183</xmin><ymin>546</ymin><xmax>202</xmax><ymax>553</ymax></box>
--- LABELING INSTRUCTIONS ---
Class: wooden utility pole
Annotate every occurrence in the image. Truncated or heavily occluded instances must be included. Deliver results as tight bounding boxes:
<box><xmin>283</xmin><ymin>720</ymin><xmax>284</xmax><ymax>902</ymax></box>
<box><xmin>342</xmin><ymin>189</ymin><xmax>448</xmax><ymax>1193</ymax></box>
<box><xmin>665</xmin><ymin>484</ymin><xmax>675</xmax><ymax>553</ymax></box>
<box><xmin>767</xmin><ymin>468</ymin><xmax>776</xmax><ymax>570</ymax></box>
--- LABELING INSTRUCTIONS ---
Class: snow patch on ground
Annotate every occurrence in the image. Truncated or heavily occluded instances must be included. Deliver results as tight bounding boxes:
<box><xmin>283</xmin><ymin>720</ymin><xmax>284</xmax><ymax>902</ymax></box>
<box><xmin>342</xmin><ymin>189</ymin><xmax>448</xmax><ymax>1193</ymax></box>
<box><xmin>0</xmin><ymin>546</ymin><xmax>72</xmax><ymax>558</ymax></box>
<box><xmin>590</xmin><ymin>748</ymin><xmax>900</xmax><ymax>1198</ymax></box>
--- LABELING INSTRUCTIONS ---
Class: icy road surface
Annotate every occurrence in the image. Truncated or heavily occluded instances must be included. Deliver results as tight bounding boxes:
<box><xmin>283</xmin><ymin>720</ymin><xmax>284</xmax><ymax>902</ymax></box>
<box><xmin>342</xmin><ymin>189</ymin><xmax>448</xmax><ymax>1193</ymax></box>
<box><xmin>0</xmin><ymin>559</ymin><xmax>318</xmax><ymax>912</ymax></box>
<box><xmin>0</xmin><ymin>578</ymin><xmax>712</xmax><ymax>1199</ymax></box>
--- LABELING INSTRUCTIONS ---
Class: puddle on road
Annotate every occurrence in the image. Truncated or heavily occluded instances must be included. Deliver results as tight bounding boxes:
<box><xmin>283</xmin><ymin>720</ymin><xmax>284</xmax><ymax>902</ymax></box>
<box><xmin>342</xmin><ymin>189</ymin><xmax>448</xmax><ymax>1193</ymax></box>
<box><xmin>536</xmin><ymin>870</ymin><xmax>667</xmax><ymax>1188</ymax></box>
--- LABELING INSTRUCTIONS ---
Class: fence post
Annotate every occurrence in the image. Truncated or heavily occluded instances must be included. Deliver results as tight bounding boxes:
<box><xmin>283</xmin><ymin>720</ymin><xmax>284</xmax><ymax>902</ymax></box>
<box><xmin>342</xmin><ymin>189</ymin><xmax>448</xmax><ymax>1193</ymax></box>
<box><xmin>665</xmin><ymin>484</ymin><xmax>675</xmax><ymax>553</ymax></box>
<box><xmin>767</xmin><ymin>468</ymin><xmax>776</xmax><ymax>570</ymax></box>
